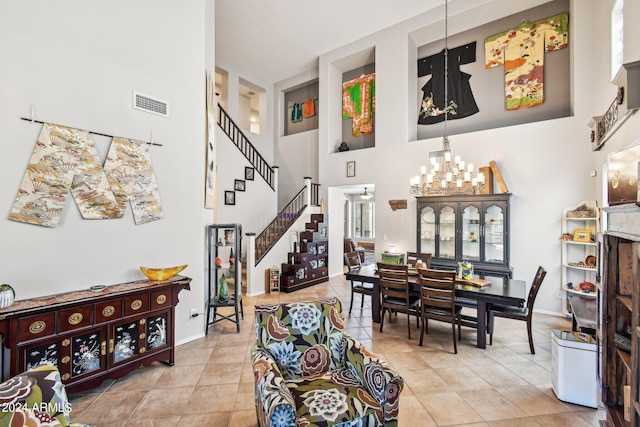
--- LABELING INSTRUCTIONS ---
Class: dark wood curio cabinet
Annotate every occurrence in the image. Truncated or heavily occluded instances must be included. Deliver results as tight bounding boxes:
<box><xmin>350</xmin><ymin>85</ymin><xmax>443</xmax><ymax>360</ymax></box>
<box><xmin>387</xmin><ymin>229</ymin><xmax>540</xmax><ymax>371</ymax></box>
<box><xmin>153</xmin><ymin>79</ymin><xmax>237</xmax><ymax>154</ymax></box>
<box><xmin>416</xmin><ymin>194</ymin><xmax>511</xmax><ymax>278</ymax></box>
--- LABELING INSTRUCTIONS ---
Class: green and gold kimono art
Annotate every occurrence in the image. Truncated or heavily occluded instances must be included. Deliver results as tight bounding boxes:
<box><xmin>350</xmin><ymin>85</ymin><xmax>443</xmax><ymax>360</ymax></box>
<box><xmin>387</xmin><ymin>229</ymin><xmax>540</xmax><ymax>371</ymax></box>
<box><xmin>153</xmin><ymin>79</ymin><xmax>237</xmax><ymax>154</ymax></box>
<box><xmin>9</xmin><ymin>123</ymin><xmax>164</xmax><ymax>227</ymax></box>
<box><xmin>485</xmin><ymin>13</ymin><xmax>568</xmax><ymax>110</ymax></box>
<box><xmin>342</xmin><ymin>73</ymin><xmax>376</xmax><ymax>136</ymax></box>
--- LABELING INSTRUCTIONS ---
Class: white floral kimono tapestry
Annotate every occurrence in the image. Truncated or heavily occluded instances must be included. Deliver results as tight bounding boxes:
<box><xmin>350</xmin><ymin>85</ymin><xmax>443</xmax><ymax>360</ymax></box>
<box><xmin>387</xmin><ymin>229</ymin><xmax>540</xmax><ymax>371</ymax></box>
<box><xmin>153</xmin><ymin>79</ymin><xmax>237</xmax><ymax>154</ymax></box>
<box><xmin>9</xmin><ymin>123</ymin><xmax>163</xmax><ymax>227</ymax></box>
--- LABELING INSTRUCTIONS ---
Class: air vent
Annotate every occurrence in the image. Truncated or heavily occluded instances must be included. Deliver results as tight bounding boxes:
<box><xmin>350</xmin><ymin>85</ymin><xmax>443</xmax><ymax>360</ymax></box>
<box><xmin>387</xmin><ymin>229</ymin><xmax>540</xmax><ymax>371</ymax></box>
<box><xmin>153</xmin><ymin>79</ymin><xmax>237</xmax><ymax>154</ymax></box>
<box><xmin>132</xmin><ymin>92</ymin><xmax>169</xmax><ymax>117</ymax></box>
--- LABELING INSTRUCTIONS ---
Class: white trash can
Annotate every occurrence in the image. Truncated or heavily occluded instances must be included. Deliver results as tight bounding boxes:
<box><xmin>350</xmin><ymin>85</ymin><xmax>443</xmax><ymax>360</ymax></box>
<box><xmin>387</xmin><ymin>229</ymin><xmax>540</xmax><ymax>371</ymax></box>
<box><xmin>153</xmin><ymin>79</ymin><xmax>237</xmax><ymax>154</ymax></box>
<box><xmin>551</xmin><ymin>329</ymin><xmax>598</xmax><ymax>408</ymax></box>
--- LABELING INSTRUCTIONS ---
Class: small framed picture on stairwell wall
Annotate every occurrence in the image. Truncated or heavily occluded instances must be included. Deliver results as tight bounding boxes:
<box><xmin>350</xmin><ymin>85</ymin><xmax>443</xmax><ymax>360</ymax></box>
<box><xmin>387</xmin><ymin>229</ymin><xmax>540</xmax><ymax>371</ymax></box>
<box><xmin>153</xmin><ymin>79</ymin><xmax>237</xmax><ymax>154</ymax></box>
<box><xmin>245</xmin><ymin>167</ymin><xmax>254</xmax><ymax>181</ymax></box>
<box><xmin>234</xmin><ymin>179</ymin><xmax>246</xmax><ymax>192</ymax></box>
<box><xmin>225</xmin><ymin>191</ymin><xmax>235</xmax><ymax>205</ymax></box>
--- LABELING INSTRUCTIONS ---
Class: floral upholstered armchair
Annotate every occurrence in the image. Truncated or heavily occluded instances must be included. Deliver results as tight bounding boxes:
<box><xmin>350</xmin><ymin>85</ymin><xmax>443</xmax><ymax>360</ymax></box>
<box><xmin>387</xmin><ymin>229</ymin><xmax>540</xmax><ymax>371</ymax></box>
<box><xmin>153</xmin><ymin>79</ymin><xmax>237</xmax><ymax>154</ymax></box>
<box><xmin>252</xmin><ymin>298</ymin><xmax>404</xmax><ymax>427</ymax></box>
<box><xmin>0</xmin><ymin>365</ymin><xmax>90</xmax><ymax>427</ymax></box>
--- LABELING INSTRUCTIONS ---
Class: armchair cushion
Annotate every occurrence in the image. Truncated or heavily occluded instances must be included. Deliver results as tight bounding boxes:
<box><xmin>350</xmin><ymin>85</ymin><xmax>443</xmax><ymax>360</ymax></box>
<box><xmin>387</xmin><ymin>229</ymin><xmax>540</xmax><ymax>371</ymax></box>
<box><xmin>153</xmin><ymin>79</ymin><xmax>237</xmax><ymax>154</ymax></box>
<box><xmin>0</xmin><ymin>365</ymin><xmax>90</xmax><ymax>427</ymax></box>
<box><xmin>253</xmin><ymin>298</ymin><xmax>403</xmax><ymax>427</ymax></box>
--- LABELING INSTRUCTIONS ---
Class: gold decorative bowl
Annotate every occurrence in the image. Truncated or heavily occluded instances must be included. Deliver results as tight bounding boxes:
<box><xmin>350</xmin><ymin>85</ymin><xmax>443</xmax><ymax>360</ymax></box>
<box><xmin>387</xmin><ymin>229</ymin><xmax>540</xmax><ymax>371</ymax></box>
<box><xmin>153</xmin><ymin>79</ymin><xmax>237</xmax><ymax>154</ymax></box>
<box><xmin>140</xmin><ymin>265</ymin><xmax>187</xmax><ymax>281</ymax></box>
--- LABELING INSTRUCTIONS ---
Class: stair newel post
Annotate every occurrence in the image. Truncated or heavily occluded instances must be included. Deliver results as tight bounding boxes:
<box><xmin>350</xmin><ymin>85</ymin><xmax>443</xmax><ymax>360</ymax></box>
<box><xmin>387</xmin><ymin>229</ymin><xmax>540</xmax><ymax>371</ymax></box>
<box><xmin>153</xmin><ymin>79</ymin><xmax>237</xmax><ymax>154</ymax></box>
<box><xmin>245</xmin><ymin>232</ymin><xmax>257</xmax><ymax>296</ymax></box>
<box><xmin>304</xmin><ymin>176</ymin><xmax>312</xmax><ymax>207</ymax></box>
<box><xmin>273</xmin><ymin>166</ymin><xmax>279</xmax><ymax>198</ymax></box>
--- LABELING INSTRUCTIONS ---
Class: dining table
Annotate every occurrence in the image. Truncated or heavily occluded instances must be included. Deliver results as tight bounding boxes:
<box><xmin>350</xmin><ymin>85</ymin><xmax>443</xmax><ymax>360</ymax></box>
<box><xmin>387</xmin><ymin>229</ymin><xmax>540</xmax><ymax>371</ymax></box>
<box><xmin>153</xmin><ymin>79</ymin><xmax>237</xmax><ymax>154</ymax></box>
<box><xmin>344</xmin><ymin>264</ymin><xmax>527</xmax><ymax>349</ymax></box>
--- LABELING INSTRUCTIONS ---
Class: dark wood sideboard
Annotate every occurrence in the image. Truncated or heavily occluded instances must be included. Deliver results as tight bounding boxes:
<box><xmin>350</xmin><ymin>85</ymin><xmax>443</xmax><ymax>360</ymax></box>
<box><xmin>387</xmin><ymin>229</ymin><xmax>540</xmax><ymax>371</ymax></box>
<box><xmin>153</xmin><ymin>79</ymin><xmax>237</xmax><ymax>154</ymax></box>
<box><xmin>0</xmin><ymin>275</ymin><xmax>190</xmax><ymax>392</ymax></box>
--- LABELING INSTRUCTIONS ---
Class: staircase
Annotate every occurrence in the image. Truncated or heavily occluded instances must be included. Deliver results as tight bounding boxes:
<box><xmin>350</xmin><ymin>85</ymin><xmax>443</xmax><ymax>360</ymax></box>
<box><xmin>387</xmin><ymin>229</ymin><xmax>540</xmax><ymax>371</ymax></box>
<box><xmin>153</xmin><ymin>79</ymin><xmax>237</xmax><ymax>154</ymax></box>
<box><xmin>254</xmin><ymin>180</ymin><xmax>320</xmax><ymax>265</ymax></box>
<box><xmin>216</xmin><ymin>106</ymin><xmax>321</xmax><ymax>293</ymax></box>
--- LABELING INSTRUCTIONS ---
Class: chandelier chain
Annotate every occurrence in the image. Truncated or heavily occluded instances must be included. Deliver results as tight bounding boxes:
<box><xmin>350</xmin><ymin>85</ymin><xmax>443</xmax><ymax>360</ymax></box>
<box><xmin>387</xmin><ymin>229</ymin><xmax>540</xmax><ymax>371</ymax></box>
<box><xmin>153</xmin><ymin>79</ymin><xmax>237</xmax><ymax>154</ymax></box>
<box><xmin>409</xmin><ymin>0</ymin><xmax>486</xmax><ymax>196</ymax></box>
<box><xmin>444</xmin><ymin>0</ymin><xmax>448</xmax><ymax>138</ymax></box>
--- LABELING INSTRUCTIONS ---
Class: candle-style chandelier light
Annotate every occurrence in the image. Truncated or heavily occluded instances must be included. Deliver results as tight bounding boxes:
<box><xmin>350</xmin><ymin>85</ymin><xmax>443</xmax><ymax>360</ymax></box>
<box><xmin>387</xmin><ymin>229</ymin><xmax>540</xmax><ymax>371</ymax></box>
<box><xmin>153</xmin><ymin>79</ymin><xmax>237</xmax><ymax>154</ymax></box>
<box><xmin>410</xmin><ymin>0</ymin><xmax>485</xmax><ymax>196</ymax></box>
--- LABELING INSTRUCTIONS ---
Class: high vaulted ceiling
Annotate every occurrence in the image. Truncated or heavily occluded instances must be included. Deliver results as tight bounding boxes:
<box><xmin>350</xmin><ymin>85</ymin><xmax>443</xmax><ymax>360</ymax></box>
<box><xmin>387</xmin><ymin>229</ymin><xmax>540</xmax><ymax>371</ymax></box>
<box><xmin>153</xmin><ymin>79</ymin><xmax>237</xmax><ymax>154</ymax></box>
<box><xmin>215</xmin><ymin>0</ymin><xmax>443</xmax><ymax>83</ymax></box>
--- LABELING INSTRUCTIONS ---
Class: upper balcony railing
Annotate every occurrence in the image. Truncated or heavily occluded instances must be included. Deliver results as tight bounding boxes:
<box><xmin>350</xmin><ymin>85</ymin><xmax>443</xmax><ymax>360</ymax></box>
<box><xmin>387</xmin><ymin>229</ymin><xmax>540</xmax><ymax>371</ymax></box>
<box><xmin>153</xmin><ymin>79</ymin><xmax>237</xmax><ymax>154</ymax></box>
<box><xmin>217</xmin><ymin>105</ymin><xmax>275</xmax><ymax>190</ymax></box>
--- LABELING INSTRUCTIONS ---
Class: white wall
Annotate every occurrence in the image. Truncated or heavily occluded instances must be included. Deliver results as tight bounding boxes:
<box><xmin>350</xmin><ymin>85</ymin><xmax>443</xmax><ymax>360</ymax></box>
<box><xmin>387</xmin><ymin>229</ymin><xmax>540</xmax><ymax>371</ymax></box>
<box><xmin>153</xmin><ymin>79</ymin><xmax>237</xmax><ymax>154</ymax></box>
<box><xmin>317</xmin><ymin>0</ymin><xmax>623</xmax><ymax>316</ymax></box>
<box><xmin>0</xmin><ymin>0</ymin><xmax>211</xmax><ymax>344</ymax></box>
<box><xmin>274</xmin><ymin>69</ymin><xmax>322</xmax><ymax>208</ymax></box>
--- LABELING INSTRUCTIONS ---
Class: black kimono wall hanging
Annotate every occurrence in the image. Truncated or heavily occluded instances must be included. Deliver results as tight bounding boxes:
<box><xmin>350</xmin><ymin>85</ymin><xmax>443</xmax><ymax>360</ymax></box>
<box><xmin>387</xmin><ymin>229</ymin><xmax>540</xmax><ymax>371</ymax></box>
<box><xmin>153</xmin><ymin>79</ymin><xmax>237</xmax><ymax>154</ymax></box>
<box><xmin>418</xmin><ymin>41</ymin><xmax>479</xmax><ymax>124</ymax></box>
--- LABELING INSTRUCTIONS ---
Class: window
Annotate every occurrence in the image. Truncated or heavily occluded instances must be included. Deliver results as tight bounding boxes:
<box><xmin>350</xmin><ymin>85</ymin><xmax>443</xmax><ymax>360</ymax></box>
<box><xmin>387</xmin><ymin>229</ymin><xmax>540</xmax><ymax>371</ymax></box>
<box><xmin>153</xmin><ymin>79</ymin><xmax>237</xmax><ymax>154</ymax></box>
<box><xmin>354</xmin><ymin>201</ymin><xmax>375</xmax><ymax>239</ymax></box>
<box><xmin>611</xmin><ymin>0</ymin><xmax>624</xmax><ymax>81</ymax></box>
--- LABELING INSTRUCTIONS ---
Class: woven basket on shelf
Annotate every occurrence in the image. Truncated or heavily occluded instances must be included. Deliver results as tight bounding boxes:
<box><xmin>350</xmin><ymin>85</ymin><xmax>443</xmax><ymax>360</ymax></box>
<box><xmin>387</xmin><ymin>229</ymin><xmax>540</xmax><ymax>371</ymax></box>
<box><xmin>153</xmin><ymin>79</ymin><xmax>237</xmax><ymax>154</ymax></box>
<box><xmin>567</xmin><ymin>204</ymin><xmax>595</xmax><ymax>218</ymax></box>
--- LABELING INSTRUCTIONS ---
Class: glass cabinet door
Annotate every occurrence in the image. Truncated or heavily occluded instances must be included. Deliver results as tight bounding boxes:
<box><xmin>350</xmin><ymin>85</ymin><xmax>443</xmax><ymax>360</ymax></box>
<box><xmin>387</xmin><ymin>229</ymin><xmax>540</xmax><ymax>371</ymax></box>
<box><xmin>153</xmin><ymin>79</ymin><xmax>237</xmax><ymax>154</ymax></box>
<box><xmin>420</xmin><ymin>205</ymin><xmax>436</xmax><ymax>256</ymax></box>
<box><xmin>439</xmin><ymin>205</ymin><xmax>456</xmax><ymax>259</ymax></box>
<box><xmin>462</xmin><ymin>204</ymin><xmax>481</xmax><ymax>261</ymax></box>
<box><xmin>483</xmin><ymin>203</ymin><xmax>505</xmax><ymax>264</ymax></box>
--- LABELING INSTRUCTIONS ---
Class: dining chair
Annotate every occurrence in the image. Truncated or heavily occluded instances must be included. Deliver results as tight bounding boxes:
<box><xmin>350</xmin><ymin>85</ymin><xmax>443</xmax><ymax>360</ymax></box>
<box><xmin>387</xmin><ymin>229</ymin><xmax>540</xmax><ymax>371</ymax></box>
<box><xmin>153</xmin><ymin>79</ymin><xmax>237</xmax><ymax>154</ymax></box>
<box><xmin>488</xmin><ymin>266</ymin><xmax>547</xmax><ymax>354</ymax></box>
<box><xmin>378</xmin><ymin>262</ymin><xmax>419</xmax><ymax>339</ymax></box>
<box><xmin>406</xmin><ymin>251</ymin><xmax>432</xmax><ymax>270</ymax></box>
<box><xmin>344</xmin><ymin>251</ymin><xmax>373</xmax><ymax>315</ymax></box>
<box><xmin>417</xmin><ymin>268</ymin><xmax>462</xmax><ymax>353</ymax></box>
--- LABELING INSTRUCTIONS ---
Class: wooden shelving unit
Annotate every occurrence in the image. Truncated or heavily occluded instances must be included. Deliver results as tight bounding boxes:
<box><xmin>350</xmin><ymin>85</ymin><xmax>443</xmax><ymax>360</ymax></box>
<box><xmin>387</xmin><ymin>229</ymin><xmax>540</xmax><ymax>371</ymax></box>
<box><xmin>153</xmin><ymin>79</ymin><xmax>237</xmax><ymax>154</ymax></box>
<box><xmin>602</xmin><ymin>232</ymin><xmax>640</xmax><ymax>427</ymax></box>
<box><xmin>280</xmin><ymin>214</ymin><xmax>328</xmax><ymax>292</ymax></box>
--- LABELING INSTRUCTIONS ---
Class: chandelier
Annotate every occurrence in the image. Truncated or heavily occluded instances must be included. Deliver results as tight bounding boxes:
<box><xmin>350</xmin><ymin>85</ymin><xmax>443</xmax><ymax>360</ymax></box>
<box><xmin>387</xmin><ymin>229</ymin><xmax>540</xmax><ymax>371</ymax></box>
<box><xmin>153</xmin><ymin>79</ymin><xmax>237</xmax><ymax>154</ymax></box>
<box><xmin>410</xmin><ymin>0</ymin><xmax>485</xmax><ymax>196</ymax></box>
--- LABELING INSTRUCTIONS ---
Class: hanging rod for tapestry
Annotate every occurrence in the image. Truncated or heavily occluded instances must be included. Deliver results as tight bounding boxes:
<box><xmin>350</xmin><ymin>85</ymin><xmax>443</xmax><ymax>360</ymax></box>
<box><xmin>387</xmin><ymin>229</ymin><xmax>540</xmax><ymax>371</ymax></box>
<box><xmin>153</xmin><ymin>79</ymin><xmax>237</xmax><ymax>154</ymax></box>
<box><xmin>19</xmin><ymin>117</ymin><xmax>163</xmax><ymax>147</ymax></box>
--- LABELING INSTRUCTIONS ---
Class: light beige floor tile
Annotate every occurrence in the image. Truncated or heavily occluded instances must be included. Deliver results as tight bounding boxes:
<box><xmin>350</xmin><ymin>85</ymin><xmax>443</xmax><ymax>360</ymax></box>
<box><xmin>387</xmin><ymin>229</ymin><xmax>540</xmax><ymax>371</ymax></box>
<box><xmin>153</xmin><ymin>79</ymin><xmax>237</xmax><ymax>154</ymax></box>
<box><xmin>132</xmin><ymin>387</ymin><xmax>193</xmax><ymax>418</ymax></box>
<box><xmin>197</xmin><ymin>362</ymin><xmax>243</xmax><ymax>385</ymax></box>
<box><xmin>575</xmin><ymin>408</ymin><xmax>608</xmax><ymax>425</ymax></box>
<box><xmin>459</xmin><ymin>388</ymin><xmax>527</xmax><ymax>421</ymax></box>
<box><xmin>384</xmin><ymin>350</ymin><xmax>431</xmax><ymax>372</ymax></box>
<box><xmin>174</xmin><ymin>346</ymin><xmax>214</xmax><ymax>366</ymax></box>
<box><xmin>398</xmin><ymin>392</ymin><xmax>438</xmax><ymax>427</ymax></box>
<box><xmin>417</xmin><ymin>391</ymin><xmax>484</xmax><ymax>426</ymax></box>
<box><xmin>187</xmin><ymin>384</ymin><xmax>239</xmax><ymax>413</ymax></box>
<box><xmin>435</xmin><ymin>366</ymin><xmax>493</xmax><ymax>391</ymax></box>
<box><xmin>467</xmin><ymin>363</ymin><xmax>528</xmax><ymax>387</ymax></box>
<box><xmin>154</xmin><ymin>364</ymin><xmax>205</xmax><ymax>388</ymax></box>
<box><xmin>234</xmin><ymin>390</ymin><xmax>256</xmax><ymax>411</ymax></box>
<box><xmin>209</xmin><ymin>345</ymin><xmax>250</xmax><ymax>364</ymax></box>
<box><xmin>177</xmin><ymin>412</ymin><xmax>232</xmax><ymax>426</ymax></box>
<box><xmin>123</xmin><ymin>416</ymin><xmax>181</xmax><ymax>426</ymax></box>
<box><xmin>230</xmin><ymin>408</ymin><xmax>260</xmax><ymax>426</ymax></box>
<box><xmin>499</xmin><ymin>385</ymin><xmax>573</xmax><ymax>416</ymax></box>
<box><xmin>403</xmin><ymin>368</ymin><xmax>452</xmax><ymax>394</ymax></box>
<box><xmin>74</xmin><ymin>390</ymin><xmax>147</xmax><ymax>425</ymax></box>
<box><xmin>502</xmin><ymin>361</ymin><xmax>553</xmax><ymax>385</ymax></box>
<box><xmin>532</xmin><ymin>412</ymin><xmax>598</xmax><ymax>426</ymax></box>
<box><xmin>488</xmin><ymin>418</ymin><xmax>542</xmax><ymax>427</ymax></box>
<box><xmin>418</xmin><ymin>348</ymin><xmax>461</xmax><ymax>368</ymax></box>
<box><xmin>68</xmin><ymin>392</ymin><xmax>101</xmax><ymax>413</ymax></box>
<box><xmin>107</xmin><ymin>365</ymin><xmax>165</xmax><ymax>392</ymax></box>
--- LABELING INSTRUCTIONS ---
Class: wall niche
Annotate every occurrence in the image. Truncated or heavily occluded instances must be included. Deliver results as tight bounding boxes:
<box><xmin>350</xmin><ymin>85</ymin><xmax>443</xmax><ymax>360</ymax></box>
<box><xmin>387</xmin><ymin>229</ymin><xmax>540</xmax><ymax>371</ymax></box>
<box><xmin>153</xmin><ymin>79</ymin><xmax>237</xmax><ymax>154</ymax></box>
<box><xmin>284</xmin><ymin>80</ymin><xmax>319</xmax><ymax>136</ymax></box>
<box><xmin>341</xmin><ymin>62</ymin><xmax>376</xmax><ymax>151</ymax></box>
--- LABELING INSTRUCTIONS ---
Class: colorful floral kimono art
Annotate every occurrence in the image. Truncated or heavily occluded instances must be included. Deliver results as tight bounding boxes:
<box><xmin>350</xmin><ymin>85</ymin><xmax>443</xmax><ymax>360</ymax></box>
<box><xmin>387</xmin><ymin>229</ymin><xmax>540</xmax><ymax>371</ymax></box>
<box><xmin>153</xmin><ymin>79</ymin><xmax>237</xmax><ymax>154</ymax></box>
<box><xmin>302</xmin><ymin>98</ymin><xmax>315</xmax><ymax>118</ymax></box>
<box><xmin>418</xmin><ymin>41</ymin><xmax>479</xmax><ymax>124</ymax></box>
<box><xmin>252</xmin><ymin>298</ymin><xmax>404</xmax><ymax>427</ymax></box>
<box><xmin>485</xmin><ymin>13</ymin><xmax>569</xmax><ymax>110</ymax></box>
<box><xmin>9</xmin><ymin>123</ymin><xmax>164</xmax><ymax>227</ymax></box>
<box><xmin>342</xmin><ymin>73</ymin><xmax>376</xmax><ymax>136</ymax></box>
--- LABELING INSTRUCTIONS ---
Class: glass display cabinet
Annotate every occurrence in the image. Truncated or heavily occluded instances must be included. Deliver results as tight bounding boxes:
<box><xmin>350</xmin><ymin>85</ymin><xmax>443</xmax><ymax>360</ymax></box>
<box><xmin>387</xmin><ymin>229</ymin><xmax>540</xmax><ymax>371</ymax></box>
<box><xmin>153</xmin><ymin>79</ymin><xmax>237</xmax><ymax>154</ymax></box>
<box><xmin>416</xmin><ymin>194</ymin><xmax>511</xmax><ymax>278</ymax></box>
<box><xmin>206</xmin><ymin>223</ymin><xmax>243</xmax><ymax>333</ymax></box>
